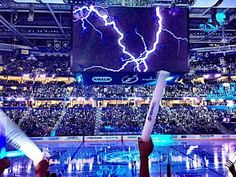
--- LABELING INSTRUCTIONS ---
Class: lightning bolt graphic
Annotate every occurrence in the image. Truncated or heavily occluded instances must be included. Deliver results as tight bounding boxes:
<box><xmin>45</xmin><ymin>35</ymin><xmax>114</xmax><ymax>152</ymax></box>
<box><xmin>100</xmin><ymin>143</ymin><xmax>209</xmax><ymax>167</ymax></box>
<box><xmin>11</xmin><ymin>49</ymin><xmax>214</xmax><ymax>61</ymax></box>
<box><xmin>85</xmin><ymin>19</ymin><xmax>103</xmax><ymax>39</ymax></box>
<box><xmin>73</xmin><ymin>6</ymin><xmax>187</xmax><ymax>72</ymax></box>
<box><xmin>73</xmin><ymin>7</ymin><xmax>103</xmax><ymax>39</ymax></box>
<box><xmin>162</xmin><ymin>28</ymin><xmax>188</xmax><ymax>55</ymax></box>
<box><xmin>162</xmin><ymin>28</ymin><xmax>188</xmax><ymax>42</ymax></box>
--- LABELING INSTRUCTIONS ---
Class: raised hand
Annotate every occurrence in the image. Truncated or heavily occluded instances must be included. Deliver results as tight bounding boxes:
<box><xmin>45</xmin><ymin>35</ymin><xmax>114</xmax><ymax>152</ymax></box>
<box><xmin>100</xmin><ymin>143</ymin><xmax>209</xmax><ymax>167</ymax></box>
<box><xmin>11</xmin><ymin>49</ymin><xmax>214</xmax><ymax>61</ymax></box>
<box><xmin>35</xmin><ymin>159</ymin><xmax>49</xmax><ymax>177</ymax></box>
<box><xmin>138</xmin><ymin>137</ymin><xmax>154</xmax><ymax>158</ymax></box>
<box><xmin>0</xmin><ymin>157</ymin><xmax>10</xmax><ymax>176</ymax></box>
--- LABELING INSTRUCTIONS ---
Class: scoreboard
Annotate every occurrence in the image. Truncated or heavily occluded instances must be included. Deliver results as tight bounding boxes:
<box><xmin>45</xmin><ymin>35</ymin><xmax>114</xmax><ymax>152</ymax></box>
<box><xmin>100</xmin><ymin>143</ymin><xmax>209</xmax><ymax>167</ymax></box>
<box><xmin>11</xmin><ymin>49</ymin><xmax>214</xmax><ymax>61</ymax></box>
<box><xmin>72</xmin><ymin>6</ymin><xmax>189</xmax><ymax>84</ymax></box>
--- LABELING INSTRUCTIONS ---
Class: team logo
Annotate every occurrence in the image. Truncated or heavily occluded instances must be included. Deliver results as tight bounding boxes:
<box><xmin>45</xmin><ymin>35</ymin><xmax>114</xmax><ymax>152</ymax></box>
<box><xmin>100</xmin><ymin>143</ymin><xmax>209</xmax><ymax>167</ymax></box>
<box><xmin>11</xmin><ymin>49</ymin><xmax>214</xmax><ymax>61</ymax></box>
<box><xmin>142</xmin><ymin>76</ymin><xmax>156</xmax><ymax>82</ymax></box>
<box><xmin>122</xmin><ymin>75</ymin><xmax>139</xmax><ymax>84</ymax></box>
<box><xmin>92</xmin><ymin>77</ymin><xmax>112</xmax><ymax>83</ymax></box>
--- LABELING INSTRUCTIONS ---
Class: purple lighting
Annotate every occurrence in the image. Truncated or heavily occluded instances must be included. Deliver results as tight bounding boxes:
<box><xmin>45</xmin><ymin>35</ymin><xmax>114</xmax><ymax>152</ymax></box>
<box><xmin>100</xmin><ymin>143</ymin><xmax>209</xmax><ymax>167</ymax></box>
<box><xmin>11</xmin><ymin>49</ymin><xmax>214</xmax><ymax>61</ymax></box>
<box><xmin>73</xmin><ymin>6</ymin><xmax>163</xmax><ymax>72</ymax></box>
<box><xmin>72</xmin><ymin>6</ymin><xmax>188</xmax><ymax>74</ymax></box>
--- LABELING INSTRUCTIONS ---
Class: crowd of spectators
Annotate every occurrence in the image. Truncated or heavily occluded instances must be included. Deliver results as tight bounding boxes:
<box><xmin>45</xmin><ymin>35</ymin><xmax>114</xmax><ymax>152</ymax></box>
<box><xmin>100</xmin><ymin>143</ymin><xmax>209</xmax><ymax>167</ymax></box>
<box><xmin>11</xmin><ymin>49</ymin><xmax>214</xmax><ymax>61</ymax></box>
<box><xmin>3</xmin><ymin>108</ymin><xmax>61</xmax><ymax>137</ymax></box>
<box><xmin>3</xmin><ymin>108</ymin><xmax>96</xmax><ymax>137</ymax></box>
<box><xmin>1</xmin><ymin>55</ymin><xmax>71</xmax><ymax>76</ymax></box>
<box><xmin>57</xmin><ymin>108</ymin><xmax>96</xmax><ymax>136</ymax></box>
<box><xmin>0</xmin><ymin>83</ymin><xmax>70</xmax><ymax>99</ymax></box>
<box><xmin>0</xmin><ymin>53</ymin><xmax>235</xmax><ymax>137</ymax></box>
<box><xmin>100</xmin><ymin>107</ymin><xmax>142</xmax><ymax>133</ymax></box>
<box><xmin>0</xmin><ymin>82</ymin><xmax>235</xmax><ymax>99</ymax></box>
<box><xmin>190</xmin><ymin>55</ymin><xmax>236</xmax><ymax>74</ymax></box>
<box><xmin>208</xmin><ymin>82</ymin><xmax>236</xmax><ymax>98</ymax></box>
<box><xmin>164</xmin><ymin>84</ymin><xmax>209</xmax><ymax>98</ymax></box>
<box><xmin>3</xmin><ymin>105</ymin><xmax>235</xmax><ymax>137</ymax></box>
<box><xmin>100</xmin><ymin>106</ymin><xmax>231</xmax><ymax>134</ymax></box>
<box><xmin>30</xmin><ymin>83</ymin><xmax>69</xmax><ymax>98</ymax></box>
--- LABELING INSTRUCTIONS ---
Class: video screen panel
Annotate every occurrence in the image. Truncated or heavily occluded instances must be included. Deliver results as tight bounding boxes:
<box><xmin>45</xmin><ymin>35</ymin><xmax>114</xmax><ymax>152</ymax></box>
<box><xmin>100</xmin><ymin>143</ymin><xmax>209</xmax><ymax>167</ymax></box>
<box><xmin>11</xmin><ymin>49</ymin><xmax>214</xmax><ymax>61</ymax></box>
<box><xmin>72</xmin><ymin>6</ymin><xmax>188</xmax><ymax>84</ymax></box>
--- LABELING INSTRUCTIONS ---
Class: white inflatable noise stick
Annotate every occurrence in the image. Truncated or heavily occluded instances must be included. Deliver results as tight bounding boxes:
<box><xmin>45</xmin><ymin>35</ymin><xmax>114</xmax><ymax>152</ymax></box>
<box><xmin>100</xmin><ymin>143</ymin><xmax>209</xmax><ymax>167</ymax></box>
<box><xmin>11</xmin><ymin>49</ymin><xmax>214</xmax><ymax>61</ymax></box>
<box><xmin>141</xmin><ymin>70</ymin><xmax>170</xmax><ymax>142</ymax></box>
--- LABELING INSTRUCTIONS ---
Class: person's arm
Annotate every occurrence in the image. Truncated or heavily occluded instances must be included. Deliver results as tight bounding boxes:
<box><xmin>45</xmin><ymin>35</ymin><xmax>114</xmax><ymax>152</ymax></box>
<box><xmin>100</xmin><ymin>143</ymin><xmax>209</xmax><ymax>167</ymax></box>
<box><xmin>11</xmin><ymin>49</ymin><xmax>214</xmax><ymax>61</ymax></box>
<box><xmin>0</xmin><ymin>157</ymin><xmax>10</xmax><ymax>176</ymax></box>
<box><xmin>35</xmin><ymin>159</ymin><xmax>49</xmax><ymax>177</ymax></box>
<box><xmin>138</xmin><ymin>137</ymin><xmax>154</xmax><ymax>177</ymax></box>
<box><xmin>226</xmin><ymin>160</ymin><xmax>236</xmax><ymax>177</ymax></box>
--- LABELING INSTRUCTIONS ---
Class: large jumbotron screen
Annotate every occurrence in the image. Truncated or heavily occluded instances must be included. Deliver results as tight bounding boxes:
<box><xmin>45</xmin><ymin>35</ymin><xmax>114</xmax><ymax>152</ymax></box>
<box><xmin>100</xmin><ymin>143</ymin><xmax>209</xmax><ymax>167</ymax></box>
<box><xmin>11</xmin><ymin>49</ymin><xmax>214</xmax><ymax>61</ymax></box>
<box><xmin>72</xmin><ymin>6</ymin><xmax>189</xmax><ymax>84</ymax></box>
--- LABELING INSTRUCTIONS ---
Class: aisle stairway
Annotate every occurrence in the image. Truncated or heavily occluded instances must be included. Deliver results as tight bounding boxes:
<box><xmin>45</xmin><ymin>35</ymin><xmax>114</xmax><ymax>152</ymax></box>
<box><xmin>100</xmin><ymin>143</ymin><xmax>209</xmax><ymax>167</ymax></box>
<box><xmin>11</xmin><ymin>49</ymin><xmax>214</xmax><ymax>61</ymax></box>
<box><xmin>214</xmin><ymin>119</ymin><xmax>234</xmax><ymax>134</ymax></box>
<box><xmin>94</xmin><ymin>108</ymin><xmax>103</xmax><ymax>135</ymax></box>
<box><xmin>50</xmin><ymin>87</ymin><xmax>72</xmax><ymax>137</ymax></box>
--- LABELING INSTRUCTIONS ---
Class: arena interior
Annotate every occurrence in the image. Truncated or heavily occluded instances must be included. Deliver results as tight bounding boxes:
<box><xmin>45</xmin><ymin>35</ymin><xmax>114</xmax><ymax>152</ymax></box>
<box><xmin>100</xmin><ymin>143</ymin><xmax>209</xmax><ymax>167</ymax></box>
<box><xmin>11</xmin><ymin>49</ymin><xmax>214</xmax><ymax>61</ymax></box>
<box><xmin>0</xmin><ymin>0</ymin><xmax>236</xmax><ymax>176</ymax></box>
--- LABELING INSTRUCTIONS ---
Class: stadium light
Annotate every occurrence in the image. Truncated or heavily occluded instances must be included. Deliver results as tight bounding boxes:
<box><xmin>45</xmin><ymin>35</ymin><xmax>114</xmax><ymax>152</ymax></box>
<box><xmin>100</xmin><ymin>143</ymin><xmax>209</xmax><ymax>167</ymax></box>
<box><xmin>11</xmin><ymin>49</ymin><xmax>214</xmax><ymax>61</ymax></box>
<box><xmin>40</xmin><ymin>74</ymin><xmax>46</xmax><ymax>78</ymax></box>
<box><xmin>6</xmin><ymin>97</ymin><xmax>12</xmax><ymax>101</ymax></box>
<box><xmin>227</xmin><ymin>100</ymin><xmax>234</xmax><ymax>107</ymax></box>
<box><xmin>75</xmin><ymin>74</ymin><xmax>83</xmax><ymax>84</ymax></box>
<box><xmin>217</xmin><ymin>0</ymin><xmax>236</xmax><ymax>8</ymax></box>
<box><xmin>23</xmin><ymin>74</ymin><xmax>30</xmax><ymax>77</ymax></box>
<box><xmin>203</xmin><ymin>74</ymin><xmax>210</xmax><ymax>79</ymax></box>
<box><xmin>14</xmin><ymin>0</ymin><xmax>39</xmax><ymax>3</ymax></box>
<box><xmin>16</xmin><ymin>97</ymin><xmax>25</xmax><ymax>101</ymax></box>
<box><xmin>222</xmin><ymin>83</ymin><xmax>230</xmax><ymax>87</ymax></box>
<box><xmin>191</xmin><ymin>0</ymin><xmax>219</xmax><ymax>8</ymax></box>
<box><xmin>41</xmin><ymin>0</ymin><xmax>65</xmax><ymax>4</ymax></box>
<box><xmin>214</xmin><ymin>73</ymin><xmax>221</xmax><ymax>78</ymax></box>
<box><xmin>165</xmin><ymin>76</ymin><xmax>174</xmax><ymax>82</ymax></box>
<box><xmin>14</xmin><ymin>0</ymin><xmax>66</xmax><ymax>3</ymax></box>
<box><xmin>77</xmin><ymin>97</ymin><xmax>84</xmax><ymax>101</ymax></box>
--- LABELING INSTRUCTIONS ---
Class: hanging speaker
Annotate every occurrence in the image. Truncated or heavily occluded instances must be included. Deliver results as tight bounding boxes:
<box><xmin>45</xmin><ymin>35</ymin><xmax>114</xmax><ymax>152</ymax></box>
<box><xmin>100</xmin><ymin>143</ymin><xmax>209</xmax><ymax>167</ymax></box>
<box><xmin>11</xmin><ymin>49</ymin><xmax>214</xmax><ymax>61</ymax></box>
<box><xmin>54</xmin><ymin>40</ymin><xmax>61</xmax><ymax>51</ymax></box>
<box><xmin>62</xmin><ymin>41</ymin><xmax>69</xmax><ymax>49</ymax></box>
<box><xmin>46</xmin><ymin>41</ymin><xmax>53</xmax><ymax>50</ymax></box>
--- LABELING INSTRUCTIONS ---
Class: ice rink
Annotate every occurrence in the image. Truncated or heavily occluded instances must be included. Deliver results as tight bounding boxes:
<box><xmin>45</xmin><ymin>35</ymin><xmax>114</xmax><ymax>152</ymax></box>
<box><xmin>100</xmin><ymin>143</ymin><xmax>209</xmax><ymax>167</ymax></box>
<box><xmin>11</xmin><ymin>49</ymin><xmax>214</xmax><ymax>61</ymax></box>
<box><xmin>2</xmin><ymin>138</ymin><xmax>235</xmax><ymax>177</ymax></box>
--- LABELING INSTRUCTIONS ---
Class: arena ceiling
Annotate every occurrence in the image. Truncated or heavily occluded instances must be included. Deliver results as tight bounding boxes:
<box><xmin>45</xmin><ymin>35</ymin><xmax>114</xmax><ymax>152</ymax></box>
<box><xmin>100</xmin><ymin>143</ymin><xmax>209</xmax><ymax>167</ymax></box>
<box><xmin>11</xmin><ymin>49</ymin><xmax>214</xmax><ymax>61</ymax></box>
<box><xmin>0</xmin><ymin>0</ymin><xmax>235</xmax><ymax>52</ymax></box>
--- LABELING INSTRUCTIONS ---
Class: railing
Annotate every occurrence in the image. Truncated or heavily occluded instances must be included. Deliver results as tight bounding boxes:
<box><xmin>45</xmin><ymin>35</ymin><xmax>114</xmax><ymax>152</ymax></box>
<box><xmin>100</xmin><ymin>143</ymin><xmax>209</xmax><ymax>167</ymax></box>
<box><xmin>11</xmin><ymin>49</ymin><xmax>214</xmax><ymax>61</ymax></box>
<box><xmin>214</xmin><ymin>120</ymin><xmax>234</xmax><ymax>134</ymax></box>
